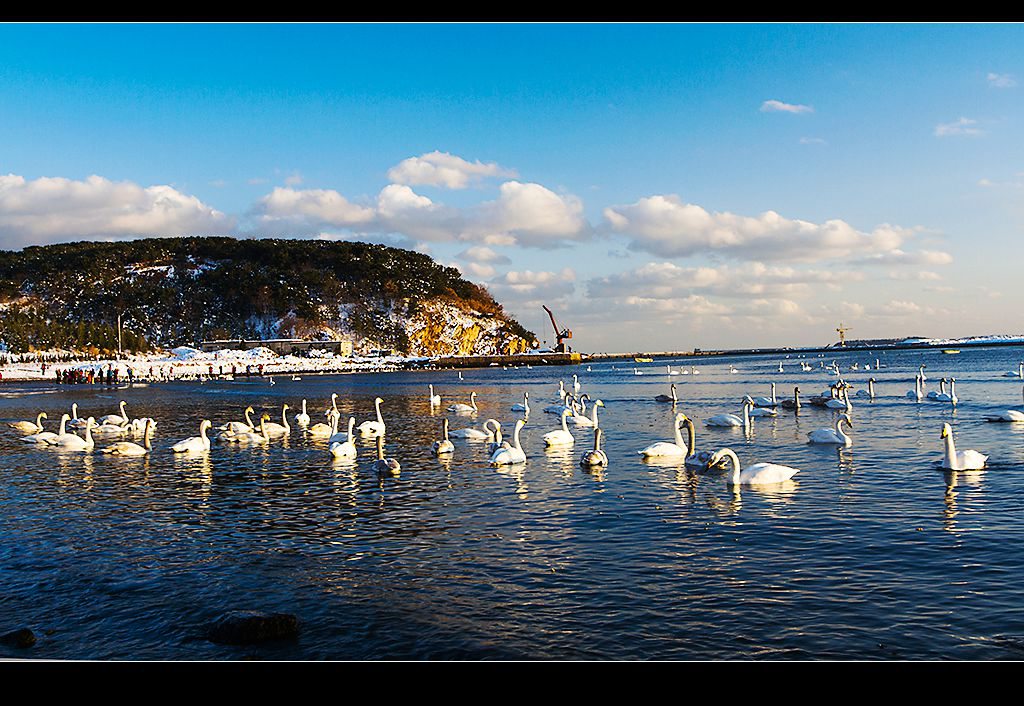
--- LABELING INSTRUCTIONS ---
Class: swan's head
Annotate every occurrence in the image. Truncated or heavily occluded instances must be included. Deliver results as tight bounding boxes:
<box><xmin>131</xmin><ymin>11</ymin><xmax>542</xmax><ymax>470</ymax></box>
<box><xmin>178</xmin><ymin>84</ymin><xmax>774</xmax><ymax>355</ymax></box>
<box><xmin>61</xmin><ymin>414</ymin><xmax>70</xmax><ymax>422</ymax></box>
<box><xmin>470</xmin><ymin>392</ymin><xmax>477</xmax><ymax>400</ymax></box>
<box><xmin>375</xmin><ymin>397</ymin><xmax>384</xmax><ymax>404</ymax></box>
<box><xmin>515</xmin><ymin>419</ymin><xmax>526</xmax><ymax>431</ymax></box>
<box><xmin>40</xmin><ymin>412</ymin><xmax>48</xmax><ymax>419</ymax></box>
<box><xmin>675</xmin><ymin>412</ymin><xmax>688</xmax><ymax>424</ymax></box>
<box><xmin>200</xmin><ymin>420</ymin><xmax>212</xmax><ymax>431</ymax></box>
<box><xmin>595</xmin><ymin>399</ymin><xmax>605</xmax><ymax>407</ymax></box>
<box><xmin>706</xmin><ymin>448</ymin><xmax>731</xmax><ymax>470</ymax></box>
<box><xmin>841</xmin><ymin>414</ymin><xmax>853</xmax><ymax>427</ymax></box>
<box><xmin>86</xmin><ymin>417</ymin><xmax>96</xmax><ymax>428</ymax></box>
<box><xmin>940</xmin><ymin>423</ymin><xmax>951</xmax><ymax>439</ymax></box>
<box><xmin>261</xmin><ymin>413</ymin><xmax>271</xmax><ymax>421</ymax></box>
<box><xmin>283</xmin><ymin>404</ymin><xmax>290</xmax><ymax>410</ymax></box>
<box><xmin>561</xmin><ymin>408</ymin><xmax>572</xmax><ymax>418</ymax></box>
<box><xmin>246</xmin><ymin>406</ymin><xmax>255</xmax><ymax>413</ymax></box>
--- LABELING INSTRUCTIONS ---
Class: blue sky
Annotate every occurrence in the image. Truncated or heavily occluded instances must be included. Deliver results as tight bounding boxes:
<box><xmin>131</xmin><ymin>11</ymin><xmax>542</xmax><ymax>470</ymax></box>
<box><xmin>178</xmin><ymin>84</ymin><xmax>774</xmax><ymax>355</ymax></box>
<box><xmin>1</xmin><ymin>23</ymin><xmax>1021</xmax><ymax>351</ymax></box>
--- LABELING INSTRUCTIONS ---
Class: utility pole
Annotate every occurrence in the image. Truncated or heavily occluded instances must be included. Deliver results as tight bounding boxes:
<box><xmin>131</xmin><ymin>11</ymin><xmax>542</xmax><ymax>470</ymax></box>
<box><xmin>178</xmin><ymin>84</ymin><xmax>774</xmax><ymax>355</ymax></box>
<box><xmin>117</xmin><ymin>312</ymin><xmax>123</xmax><ymax>360</ymax></box>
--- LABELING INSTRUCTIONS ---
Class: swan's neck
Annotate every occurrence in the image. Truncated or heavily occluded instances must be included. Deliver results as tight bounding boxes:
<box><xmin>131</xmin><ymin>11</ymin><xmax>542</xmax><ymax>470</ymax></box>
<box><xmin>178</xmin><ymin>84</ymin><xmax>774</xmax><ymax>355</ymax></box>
<box><xmin>347</xmin><ymin>417</ymin><xmax>355</xmax><ymax>442</ymax></box>
<box><xmin>513</xmin><ymin>423</ymin><xmax>523</xmax><ymax>451</ymax></box>
<box><xmin>684</xmin><ymin>420</ymin><xmax>696</xmax><ymax>458</ymax></box>
<box><xmin>120</xmin><ymin>401</ymin><xmax>127</xmax><ymax>418</ymax></box>
<box><xmin>302</xmin><ymin>400</ymin><xmax>307</xmax><ymax>414</ymax></box>
<box><xmin>59</xmin><ymin>415</ymin><xmax>68</xmax><ymax>435</ymax></box>
<box><xmin>36</xmin><ymin>412</ymin><xmax>44</xmax><ymax>428</ymax></box>
<box><xmin>561</xmin><ymin>411</ymin><xmax>569</xmax><ymax>433</ymax></box>
<box><xmin>443</xmin><ymin>418</ymin><xmax>450</xmax><ymax>441</ymax></box>
<box><xmin>724</xmin><ymin>450</ymin><xmax>742</xmax><ymax>485</ymax></box>
<box><xmin>771</xmin><ymin>383</ymin><xmax>776</xmax><ymax>402</ymax></box>
<box><xmin>245</xmin><ymin>408</ymin><xmax>253</xmax><ymax>427</ymax></box>
<box><xmin>940</xmin><ymin>379</ymin><xmax>947</xmax><ymax>395</ymax></box>
<box><xmin>673</xmin><ymin>418</ymin><xmax>685</xmax><ymax>448</ymax></box>
<box><xmin>71</xmin><ymin>403</ymin><xmax>78</xmax><ymax>419</ymax></box>
<box><xmin>944</xmin><ymin>432</ymin><xmax>958</xmax><ymax>469</ymax></box>
<box><xmin>868</xmin><ymin>379</ymin><xmax>875</xmax><ymax>397</ymax></box>
<box><xmin>375</xmin><ymin>399</ymin><xmax>383</xmax><ymax>423</ymax></box>
<box><xmin>200</xmin><ymin>422</ymin><xmax>209</xmax><ymax>441</ymax></box>
<box><xmin>742</xmin><ymin>403</ymin><xmax>750</xmax><ymax>428</ymax></box>
<box><xmin>470</xmin><ymin>394</ymin><xmax>477</xmax><ymax>411</ymax></box>
<box><xmin>282</xmin><ymin>406</ymin><xmax>289</xmax><ymax>428</ymax></box>
<box><xmin>591</xmin><ymin>403</ymin><xmax>600</xmax><ymax>427</ymax></box>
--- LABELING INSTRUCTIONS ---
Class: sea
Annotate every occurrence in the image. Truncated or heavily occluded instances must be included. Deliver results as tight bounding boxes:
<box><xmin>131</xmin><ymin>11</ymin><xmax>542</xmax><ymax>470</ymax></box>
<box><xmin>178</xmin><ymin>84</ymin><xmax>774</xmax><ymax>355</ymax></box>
<box><xmin>2</xmin><ymin>344</ymin><xmax>1024</xmax><ymax>660</ymax></box>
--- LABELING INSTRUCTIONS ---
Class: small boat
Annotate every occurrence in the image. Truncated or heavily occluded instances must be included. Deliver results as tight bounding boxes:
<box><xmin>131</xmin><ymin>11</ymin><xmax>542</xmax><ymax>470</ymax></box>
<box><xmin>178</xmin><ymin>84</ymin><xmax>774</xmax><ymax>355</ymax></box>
<box><xmin>942</xmin><ymin>349</ymin><xmax>960</xmax><ymax>354</ymax></box>
<box><xmin>634</xmin><ymin>357</ymin><xmax>653</xmax><ymax>363</ymax></box>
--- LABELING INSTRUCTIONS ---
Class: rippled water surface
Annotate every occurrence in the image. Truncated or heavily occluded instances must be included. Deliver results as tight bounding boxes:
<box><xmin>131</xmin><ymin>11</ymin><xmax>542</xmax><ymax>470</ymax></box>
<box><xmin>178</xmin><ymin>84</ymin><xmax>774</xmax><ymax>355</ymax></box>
<box><xmin>3</xmin><ymin>346</ymin><xmax>1024</xmax><ymax>660</ymax></box>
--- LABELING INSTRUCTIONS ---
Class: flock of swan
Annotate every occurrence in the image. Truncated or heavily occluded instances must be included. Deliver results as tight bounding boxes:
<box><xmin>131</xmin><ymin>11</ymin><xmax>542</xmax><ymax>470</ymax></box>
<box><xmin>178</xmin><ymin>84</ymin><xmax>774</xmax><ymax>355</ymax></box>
<box><xmin>8</xmin><ymin>360</ymin><xmax>1023</xmax><ymax>481</ymax></box>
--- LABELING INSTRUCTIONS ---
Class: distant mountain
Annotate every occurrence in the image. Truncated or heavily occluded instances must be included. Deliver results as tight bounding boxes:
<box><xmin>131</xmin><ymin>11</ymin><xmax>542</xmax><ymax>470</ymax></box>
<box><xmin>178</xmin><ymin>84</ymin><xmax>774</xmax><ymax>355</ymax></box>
<box><xmin>0</xmin><ymin>236</ymin><xmax>537</xmax><ymax>356</ymax></box>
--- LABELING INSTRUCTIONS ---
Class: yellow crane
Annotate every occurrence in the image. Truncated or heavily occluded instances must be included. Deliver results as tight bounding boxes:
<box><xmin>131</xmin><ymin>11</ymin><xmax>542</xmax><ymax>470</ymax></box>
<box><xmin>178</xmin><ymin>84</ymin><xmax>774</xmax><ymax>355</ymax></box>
<box><xmin>836</xmin><ymin>322</ymin><xmax>851</xmax><ymax>347</ymax></box>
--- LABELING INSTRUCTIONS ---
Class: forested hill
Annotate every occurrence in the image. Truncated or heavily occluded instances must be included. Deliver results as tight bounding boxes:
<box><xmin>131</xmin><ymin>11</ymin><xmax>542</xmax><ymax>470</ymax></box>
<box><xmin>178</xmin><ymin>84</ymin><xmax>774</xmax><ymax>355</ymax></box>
<box><xmin>0</xmin><ymin>236</ymin><xmax>537</xmax><ymax>356</ymax></box>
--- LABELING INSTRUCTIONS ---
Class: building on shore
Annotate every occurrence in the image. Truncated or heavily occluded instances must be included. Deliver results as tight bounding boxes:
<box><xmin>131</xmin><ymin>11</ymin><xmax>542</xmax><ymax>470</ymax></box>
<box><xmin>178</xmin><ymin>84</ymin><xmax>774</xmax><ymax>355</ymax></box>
<box><xmin>199</xmin><ymin>338</ymin><xmax>353</xmax><ymax>357</ymax></box>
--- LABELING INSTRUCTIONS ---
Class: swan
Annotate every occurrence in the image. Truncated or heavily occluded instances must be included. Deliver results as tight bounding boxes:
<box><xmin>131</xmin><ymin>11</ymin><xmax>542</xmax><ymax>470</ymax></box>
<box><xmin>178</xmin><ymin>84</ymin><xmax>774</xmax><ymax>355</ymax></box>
<box><xmin>680</xmin><ymin>418</ymin><xmax>727</xmax><ymax>470</ymax></box>
<box><xmin>92</xmin><ymin>419</ymin><xmax>131</xmax><ymax>436</ymax></box>
<box><xmin>9</xmin><ymin>412</ymin><xmax>46</xmax><ymax>434</ymax></box>
<box><xmin>580</xmin><ymin>427</ymin><xmax>608</xmax><ymax>467</ymax></box>
<box><xmin>51</xmin><ymin>417</ymin><xmax>95</xmax><ymax>450</ymax></box>
<box><xmin>101</xmin><ymin>418</ymin><xmax>153</xmax><ymax>456</ymax></box>
<box><xmin>706</xmin><ymin>447</ymin><xmax>800</xmax><ymax>486</ymax></box>
<box><xmin>22</xmin><ymin>413</ymin><xmax>66</xmax><ymax>444</ymax></box>
<box><xmin>907</xmin><ymin>373</ymin><xmax>924</xmax><ymax>401</ymax></box>
<box><xmin>934</xmin><ymin>378</ymin><xmax>958</xmax><ymax>406</ymax></box>
<box><xmin>171</xmin><ymin>420</ymin><xmax>212</xmax><ymax>453</ymax></box>
<box><xmin>854</xmin><ymin>378</ymin><xmax>876</xmax><ymax>399</ymax></box>
<box><xmin>808</xmin><ymin>414</ymin><xmax>854</xmax><ymax>446</ymax></box>
<box><xmin>447</xmin><ymin>392</ymin><xmax>478</xmax><ymax>414</ymax></box>
<box><xmin>307</xmin><ymin>409</ymin><xmax>338</xmax><ymax>438</ymax></box>
<box><xmin>262</xmin><ymin>404</ymin><xmax>291</xmax><ymax>436</ymax></box>
<box><xmin>490</xmin><ymin>419</ymin><xmax>527</xmax><ymax>466</ymax></box>
<box><xmin>329</xmin><ymin>417</ymin><xmax>358</xmax><ymax>459</ymax></box>
<box><xmin>778</xmin><ymin>362</ymin><xmax>784</xmax><ymax>373</ymax></box>
<box><xmin>357</xmin><ymin>397</ymin><xmax>386</xmax><ymax>436</ymax></box>
<box><xmin>985</xmin><ymin>409</ymin><xmax>1024</xmax><ymax>422</ymax></box>
<box><xmin>98</xmin><ymin>400</ymin><xmax>128</xmax><ymax>426</ymax></box>
<box><xmin>1003</xmin><ymin>362</ymin><xmax>1023</xmax><ymax>379</ymax></box>
<box><xmin>543</xmin><ymin>408</ymin><xmax>576</xmax><ymax>447</ymax></box>
<box><xmin>938</xmin><ymin>423</ymin><xmax>987</xmax><ymax>470</ymax></box>
<box><xmin>328</xmin><ymin>414</ymin><xmax>354</xmax><ymax>444</ymax></box>
<box><xmin>745</xmin><ymin>396</ymin><xmax>778</xmax><ymax>417</ymax></box>
<box><xmin>544</xmin><ymin>394</ymin><xmax>573</xmax><ymax>414</ymax></box>
<box><xmin>295</xmin><ymin>400</ymin><xmax>311</xmax><ymax>426</ymax></box>
<box><xmin>486</xmin><ymin>420</ymin><xmax>511</xmax><ymax>454</ymax></box>
<box><xmin>927</xmin><ymin>378</ymin><xmax>947</xmax><ymax>401</ymax></box>
<box><xmin>428</xmin><ymin>384</ymin><xmax>442</xmax><ymax>407</ymax></box>
<box><xmin>729</xmin><ymin>365</ymin><xmax>738</xmax><ymax>374</ymax></box>
<box><xmin>448</xmin><ymin>416</ymin><xmax>495</xmax><ymax>438</ymax></box>
<box><xmin>638</xmin><ymin>413</ymin><xmax>689</xmax><ymax>458</ymax></box>
<box><xmin>654</xmin><ymin>384</ymin><xmax>678</xmax><ymax>403</ymax></box>
<box><xmin>129</xmin><ymin>417</ymin><xmax>157</xmax><ymax>434</ymax></box>
<box><xmin>556</xmin><ymin>380</ymin><xmax>567</xmax><ymax>401</ymax></box>
<box><xmin>431</xmin><ymin>418</ymin><xmax>455</xmax><ymax>455</ymax></box>
<box><xmin>372</xmin><ymin>435</ymin><xmax>401</xmax><ymax>476</ymax></box>
<box><xmin>751</xmin><ymin>383</ymin><xmax>777</xmax><ymax>408</ymax></box>
<box><xmin>706</xmin><ymin>398</ymin><xmax>752</xmax><ymax>428</ymax></box>
<box><xmin>225</xmin><ymin>414</ymin><xmax>271</xmax><ymax>444</ymax></box>
<box><xmin>918</xmin><ymin>364</ymin><xmax>927</xmax><ymax>382</ymax></box>
<box><xmin>825</xmin><ymin>385</ymin><xmax>852</xmax><ymax>411</ymax></box>
<box><xmin>68</xmin><ymin>403</ymin><xmax>87</xmax><ymax>429</ymax></box>
<box><xmin>568</xmin><ymin>398</ymin><xmax>604</xmax><ymax>428</ymax></box>
<box><xmin>779</xmin><ymin>387</ymin><xmax>801</xmax><ymax>411</ymax></box>
<box><xmin>458</xmin><ymin>371</ymin><xmax>464</xmax><ymax>380</ymax></box>
<box><xmin>219</xmin><ymin>406</ymin><xmax>255</xmax><ymax>434</ymax></box>
<box><xmin>572</xmin><ymin>374</ymin><xmax>580</xmax><ymax>394</ymax></box>
<box><xmin>511</xmin><ymin>392</ymin><xmax>530</xmax><ymax>415</ymax></box>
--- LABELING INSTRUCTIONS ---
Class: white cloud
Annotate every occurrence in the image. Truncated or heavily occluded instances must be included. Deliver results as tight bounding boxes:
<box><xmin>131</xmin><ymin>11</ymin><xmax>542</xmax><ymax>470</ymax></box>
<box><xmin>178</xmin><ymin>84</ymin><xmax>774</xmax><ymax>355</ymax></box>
<box><xmin>760</xmin><ymin>99</ymin><xmax>814</xmax><ymax>114</ymax></box>
<box><xmin>888</xmin><ymin>270</ymin><xmax>942</xmax><ymax>281</ymax></box>
<box><xmin>475</xmin><ymin>181</ymin><xmax>588</xmax><ymax>247</ymax></box>
<box><xmin>454</xmin><ymin>261</ymin><xmax>497</xmax><ymax>279</ymax></box>
<box><xmin>487</xmin><ymin>268</ymin><xmax>577</xmax><ymax>308</ymax></box>
<box><xmin>254</xmin><ymin>186</ymin><xmax>375</xmax><ymax>232</ymax></box>
<box><xmin>987</xmin><ymin>72</ymin><xmax>1016</xmax><ymax>88</ymax></box>
<box><xmin>386</xmin><ymin>150</ymin><xmax>517</xmax><ymax>189</ymax></box>
<box><xmin>284</xmin><ymin>171</ymin><xmax>304</xmax><ymax>186</ymax></box>
<box><xmin>854</xmin><ymin>249</ymin><xmax>953</xmax><ymax>267</ymax></box>
<box><xmin>0</xmin><ymin>173</ymin><xmax>235</xmax><ymax>248</ymax></box>
<box><xmin>935</xmin><ymin>117</ymin><xmax>984</xmax><ymax>137</ymax></box>
<box><xmin>799</xmin><ymin>136</ymin><xmax>827</xmax><ymax>145</ymax></box>
<box><xmin>603</xmin><ymin>194</ymin><xmax>918</xmax><ymax>264</ymax></box>
<box><xmin>455</xmin><ymin>245</ymin><xmax>510</xmax><ymax>265</ymax></box>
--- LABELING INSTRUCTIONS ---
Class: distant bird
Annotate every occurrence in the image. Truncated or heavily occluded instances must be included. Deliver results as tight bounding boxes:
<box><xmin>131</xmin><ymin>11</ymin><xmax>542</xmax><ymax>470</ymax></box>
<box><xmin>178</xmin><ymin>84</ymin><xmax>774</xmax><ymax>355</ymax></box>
<box><xmin>580</xmin><ymin>427</ymin><xmax>608</xmax><ymax>468</ymax></box>
<box><xmin>654</xmin><ymin>384</ymin><xmax>678</xmax><ymax>403</ymax></box>
<box><xmin>428</xmin><ymin>384</ymin><xmax>442</xmax><ymax>407</ymax></box>
<box><xmin>447</xmin><ymin>392</ymin><xmax>478</xmax><ymax>414</ymax></box>
<box><xmin>431</xmin><ymin>418</ymin><xmax>455</xmax><ymax>456</ymax></box>
<box><xmin>808</xmin><ymin>414</ymin><xmax>854</xmax><ymax>447</ymax></box>
<box><xmin>938</xmin><ymin>423</ymin><xmax>987</xmax><ymax>470</ymax></box>
<box><xmin>101</xmin><ymin>418</ymin><xmax>153</xmax><ymax>456</ymax></box>
<box><xmin>372</xmin><ymin>435</ymin><xmax>401</xmax><ymax>476</ymax></box>
<box><xmin>9</xmin><ymin>412</ymin><xmax>46</xmax><ymax>434</ymax></box>
<box><xmin>706</xmin><ymin>447</ymin><xmax>799</xmax><ymax>486</ymax></box>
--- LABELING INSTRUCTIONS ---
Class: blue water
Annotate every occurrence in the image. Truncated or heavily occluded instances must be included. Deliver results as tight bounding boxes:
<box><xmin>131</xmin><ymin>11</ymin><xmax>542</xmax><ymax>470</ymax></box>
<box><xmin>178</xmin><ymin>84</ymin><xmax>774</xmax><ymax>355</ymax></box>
<box><xmin>2</xmin><ymin>345</ymin><xmax>1024</xmax><ymax>660</ymax></box>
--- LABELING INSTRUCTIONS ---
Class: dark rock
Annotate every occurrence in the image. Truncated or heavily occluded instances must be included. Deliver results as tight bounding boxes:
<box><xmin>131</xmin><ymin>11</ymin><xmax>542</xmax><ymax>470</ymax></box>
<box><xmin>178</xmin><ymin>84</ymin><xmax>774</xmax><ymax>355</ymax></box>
<box><xmin>207</xmin><ymin>611</ymin><xmax>300</xmax><ymax>645</ymax></box>
<box><xmin>1</xmin><ymin>628</ymin><xmax>37</xmax><ymax>648</ymax></box>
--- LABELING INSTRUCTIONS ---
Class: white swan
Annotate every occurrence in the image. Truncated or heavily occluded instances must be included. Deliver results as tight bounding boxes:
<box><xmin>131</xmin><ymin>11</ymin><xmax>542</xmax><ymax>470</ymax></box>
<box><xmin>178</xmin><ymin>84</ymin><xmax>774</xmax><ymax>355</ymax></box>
<box><xmin>543</xmin><ymin>408</ymin><xmax>575</xmax><ymax>447</ymax></box>
<box><xmin>938</xmin><ymin>422</ymin><xmax>987</xmax><ymax>470</ymax></box>
<box><xmin>825</xmin><ymin>385</ymin><xmax>852</xmax><ymax>411</ymax></box>
<box><xmin>854</xmin><ymin>378</ymin><xmax>876</xmax><ymax>399</ymax></box>
<box><xmin>372</xmin><ymin>435</ymin><xmax>401</xmax><ymax>476</ymax></box>
<box><xmin>329</xmin><ymin>417</ymin><xmax>358</xmax><ymax>460</ymax></box>
<box><xmin>262</xmin><ymin>404</ymin><xmax>291</xmax><ymax>436</ymax></box>
<box><xmin>680</xmin><ymin>418</ymin><xmax>727</xmax><ymax>470</ymax></box>
<box><xmin>449</xmin><ymin>418</ymin><xmax>498</xmax><ymax>441</ymax></box>
<box><xmin>219</xmin><ymin>406</ymin><xmax>255</xmax><ymax>434</ymax></box>
<box><xmin>431</xmin><ymin>418</ymin><xmax>455</xmax><ymax>455</ymax></box>
<box><xmin>985</xmin><ymin>409</ymin><xmax>1024</xmax><ymax>422</ymax></box>
<box><xmin>225</xmin><ymin>414</ymin><xmax>271</xmax><ymax>444</ymax></box>
<box><xmin>9</xmin><ymin>412</ymin><xmax>46</xmax><ymax>434</ymax></box>
<box><xmin>447</xmin><ymin>392</ymin><xmax>478</xmax><ymax>414</ymax></box>
<box><xmin>580</xmin><ymin>427</ymin><xmax>608</xmax><ymax>467</ymax></box>
<box><xmin>327</xmin><ymin>413</ymin><xmax>353</xmax><ymax>444</ymax></box>
<box><xmin>572</xmin><ymin>374</ymin><xmax>580</xmax><ymax>394</ymax></box>
<box><xmin>93</xmin><ymin>419</ymin><xmax>131</xmax><ymax>436</ymax></box>
<box><xmin>1003</xmin><ymin>362</ymin><xmax>1023</xmax><ymax>379</ymax></box>
<box><xmin>357</xmin><ymin>397</ymin><xmax>386</xmax><ymax>436</ymax></box>
<box><xmin>295</xmin><ymin>400</ymin><xmax>311</xmax><ymax>427</ymax></box>
<box><xmin>907</xmin><ymin>373</ymin><xmax>924</xmax><ymax>401</ymax></box>
<box><xmin>934</xmin><ymin>378</ymin><xmax>958</xmax><ymax>406</ymax></box>
<box><xmin>171</xmin><ymin>420</ymin><xmax>212</xmax><ymax>453</ymax></box>
<box><xmin>22</xmin><ymin>414</ymin><xmax>66</xmax><ymax>444</ymax></box>
<box><xmin>706</xmin><ymin>398</ymin><xmax>752</xmax><ymax>428</ymax></box>
<box><xmin>654</xmin><ymin>384</ymin><xmax>678</xmax><ymax>403</ymax></box>
<box><xmin>745</xmin><ymin>396</ymin><xmax>778</xmax><ymax>417</ymax></box>
<box><xmin>927</xmin><ymin>378</ymin><xmax>946</xmax><ymax>401</ymax></box>
<box><xmin>751</xmin><ymin>382</ymin><xmax>777</xmax><ymax>408</ymax></box>
<box><xmin>307</xmin><ymin>409</ymin><xmax>338</xmax><ymax>438</ymax></box>
<box><xmin>98</xmin><ymin>400</ymin><xmax>129</xmax><ymax>426</ymax></box>
<box><xmin>808</xmin><ymin>414</ymin><xmax>854</xmax><ymax>447</ymax></box>
<box><xmin>68</xmin><ymin>403</ymin><xmax>87</xmax><ymax>429</ymax></box>
<box><xmin>101</xmin><ymin>418</ymin><xmax>153</xmax><ymax>456</ymax></box>
<box><xmin>486</xmin><ymin>420</ymin><xmax>511</xmax><ymax>454</ymax></box>
<box><xmin>918</xmin><ymin>364</ymin><xmax>927</xmax><ymax>382</ymax></box>
<box><xmin>638</xmin><ymin>413</ymin><xmax>689</xmax><ymax>458</ymax></box>
<box><xmin>51</xmin><ymin>417</ymin><xmax>95</xmax><ymax>450</ymax></box>
<box><xmin>568</xmin><ymin>398</ymin><xmax>604</xmax><ymax>427</ymax></box>
<box><xmin>556</xmin><ymin>380</ymin><xmax>567</xmax><ymax>401</ymax></box>
<box><xmin>706</xmin><ymin>447</ymin><xmax>800</xmax><ymax>486</ymax></box>
<box><xmin>490</xmin><ymin>419</ymin><xmax>527</xmax><ymax>466</ymax></box>
<box><xmin>428</xmin><ymin>384</ymin><xmax>442</xmax><ymax>407</ymax></box>
<box><xmin>511</xmin><ymin>392</ymin><xmax>530</xmax><ymax>415</ymax></box>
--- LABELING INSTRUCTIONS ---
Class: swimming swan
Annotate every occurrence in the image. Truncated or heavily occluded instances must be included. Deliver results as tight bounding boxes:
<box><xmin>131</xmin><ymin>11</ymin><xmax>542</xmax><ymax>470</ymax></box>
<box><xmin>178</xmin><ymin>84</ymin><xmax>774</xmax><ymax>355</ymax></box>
<box><xmin>638</xmin><ymin>413</ymin><xmax>689</xmax><ymax>458</ymax></box>
<box><xmin>511</xmin><ymin>392</ymin><xmax>530</xmax><ymax>415</ymax></box>
<box><xmin>431</xmin><ymin>418</ymin><xmax>455</xmax><ymax>455</ymax></box>
<box><xmin>580</xmin><ymin>427</ymin><xmax>608</xmax><ymax>467</ymax></box>
<box><xmin>262</xmin><ymin>404</ymin><xmax>291</xmax><ymax>436</ymax></box>
<box><xmin>101</xmin><ymin>418</ymin><xmax>153</xmax><ymax>456</ymax></box>
<box><xmin>938</xmin><ymin>423</ymin><xmax>987</xmax><ymax>470</ymax></box>
<box><xmin>706</xmin><ymin>447</ymin><xmax>800</xmax><ymax>486</ymax></box>
<box><xmin>490</xmin><ymin>419</ymin><xmax>527</xmax><ymax>466</ymax></box>
<box><xmin>98</xmin><ymin>401</ymin><xmax>129</xmax><ymax>426</ymax></box>
<box><xmin>219</xmin><ymin>406</ymin><xmax>255</xmax><ymax>434</ymax></box>
<box><xmin>751</xmin><ymin>383</ymin><xmax>777</xmax><ymax>408</ymax></box>
<box><xmin>51</xmin><ymin>417</ymin><xmax>95</xmax><ymax>450</ymax></box>
<box><xmin>447</xmin><ymin>392</ymin><xmax>478</xmax><ymax>414</ymax></box>
<box><xmin>329</xmin><ymin>417</ymin><xmax>358</xmax><ymax>459</ymax></box>
<box><xmin>357</xmin><ymin>397</ymin><xmax>386</xmax><ymax>436</ymax></box>
<box><xmin>654</xmin><ymin>384</ymin><xmax>678</xmax><ymax>403</ymax></box>
<box><xmin>429</xmin><ymin>385</ymin><xmax>442</xmax><ymax>407</ymax></box>
<box><xmin>295</xmin><ymin>400</ymin><xmax>311</xmax><ymax>427</ymax></box>
<box><xmin>706</xmin><ymin>399</ymin><xmax>752</xmax><ymax>428</ymax></box>
<box><xmin>372</xmin><ymin>435</ymin><xmax>401</xmax><ymax>476</ymax></box>
<box><xmin>23</xmin><ymin>414</ymin><xmax>66</xmax><ymax>444</ymax></box>
<box><xmin>9</xmin><ymin>412</ymin><xmax>46</xmax><ymax>434</ymax></box>
<box><xmin>807</xmin><ymin>414</ymin><xmax>854</xmax><ymax>446</ymax></box>
<box><xmin>171</xmin><ymin>420</ymin><xmax>212</xmax><ymax>453</ymax></box>
<box><xmin>568</xmin><ymin>398</ymin><xmax>604</xmax><ymax>427</ymax></box>
<box><xmin>543</xmin><ymin>408</ymin><xmax>575</xmax><ymax>447</ymax></box>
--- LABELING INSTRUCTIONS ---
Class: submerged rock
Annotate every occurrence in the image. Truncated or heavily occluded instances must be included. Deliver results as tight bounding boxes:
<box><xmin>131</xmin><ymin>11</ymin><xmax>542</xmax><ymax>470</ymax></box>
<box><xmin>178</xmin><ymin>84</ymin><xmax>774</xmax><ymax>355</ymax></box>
<box><xmin>207</xmin><ymin>611</ymin><xmax>300</xmax><ymax>645</ymax></box>
<box><xmin>0</xmin><ymin>628</ymin><xmax>37</xmax><ymax>648</ymax></box>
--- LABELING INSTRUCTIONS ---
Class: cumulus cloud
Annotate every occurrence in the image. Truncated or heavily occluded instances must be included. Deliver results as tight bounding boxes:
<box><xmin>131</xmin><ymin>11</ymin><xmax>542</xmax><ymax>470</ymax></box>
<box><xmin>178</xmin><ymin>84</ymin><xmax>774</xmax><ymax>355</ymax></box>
<box><xmin>386</xmin><ymin>150</ymin><xmax>517</xmax><ymax>189</ymax></box>
<box><xmin>254</xmin><ymin>186</ymin><xmax>375</xmax><ymax>232</ymax></box>
<box><xmin>888</xmin><ymin>270</ymin><xmax>942</xmax><ymax>281</ymax></box>
<box><xmin>935</xmin><ymin>117</ymin><xmax>984</xmax><ymax>137</ymax></box>
<box><xmin>603</xmin><ymin>194</ymin><xmax>918</xmax><ymax>264</ymax></box>
<box><xmin>455</xmin><ymin>245</ymin><xmax>511</xmax><ymax>265</ymax></box>
<box><xmin>760</xmin><ymin>99</ymin><xmax>814</xmax><ymax>114</ymax></box>
<box><xmin>474</xmin><ymin>181</ymin><xmax>588</xmax><ymax>247</ymax></box>
<box><xmin>0</xmin><ymin>173</ymin><xmax>235</xmax><ymax>248</ymax></box>
<box><xmin>987</xmin><ymin>72</ymin><xmax>1016</xmax><ymax>88</ymax></box>
<box><xmin>453</xmin><ymin>261</ymin><xmax>497</xmax><ymax>279</ymax></box>
<box><xmin>853</xmin><ymin>249</ymin><xmax>953</xmax><ymax>267</ymax></box>
<box><xmin>487</xmin><ymin>268</ymin><xmax>576</xmax><ymax>308</ymax></box>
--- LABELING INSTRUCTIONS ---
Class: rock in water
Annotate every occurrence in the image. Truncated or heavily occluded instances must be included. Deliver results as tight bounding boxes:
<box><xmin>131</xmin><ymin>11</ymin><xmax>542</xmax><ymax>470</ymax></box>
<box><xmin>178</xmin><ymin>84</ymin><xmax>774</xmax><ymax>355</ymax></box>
<box><xmin>1</xmin><ymin>628</ymin><xmax>37</xmax><ymax>648</ymax></box>
<box><xmin>207</xmin><ymin>611</ymin><xmax>300</xmax><ymax>645</ymax></box>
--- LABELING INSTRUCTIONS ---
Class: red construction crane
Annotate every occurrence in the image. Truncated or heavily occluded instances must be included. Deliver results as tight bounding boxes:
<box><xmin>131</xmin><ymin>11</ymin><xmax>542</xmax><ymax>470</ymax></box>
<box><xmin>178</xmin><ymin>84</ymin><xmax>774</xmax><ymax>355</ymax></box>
<box><xmin>542</xmin><ymin>305</ymin><xmax>573</xmax><ymax>353</ymax></box>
